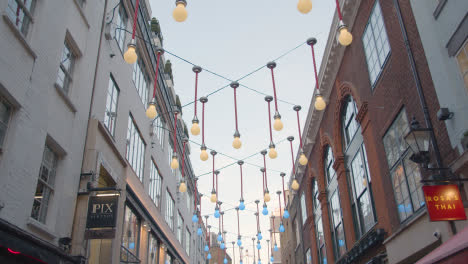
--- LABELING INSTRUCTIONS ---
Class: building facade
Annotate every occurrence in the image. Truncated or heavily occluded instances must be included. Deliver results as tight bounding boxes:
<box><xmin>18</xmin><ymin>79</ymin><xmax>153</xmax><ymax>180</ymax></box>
<box><xmin>281</xmin><ymin>0</ymin><xmax>468</xmax><ymax>264</ymax></box>
<box><xmin>0</xmin><ymin>0</ymin><xmax>206</xmax><ymax>263</ymax></box>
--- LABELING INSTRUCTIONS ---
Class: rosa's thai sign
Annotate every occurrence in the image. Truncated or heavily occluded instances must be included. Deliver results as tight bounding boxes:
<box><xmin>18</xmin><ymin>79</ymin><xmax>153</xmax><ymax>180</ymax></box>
<box><xmin>422</xmin><ymin>185</ymin><xmax>466</xmax><ymax>221</ymax></box>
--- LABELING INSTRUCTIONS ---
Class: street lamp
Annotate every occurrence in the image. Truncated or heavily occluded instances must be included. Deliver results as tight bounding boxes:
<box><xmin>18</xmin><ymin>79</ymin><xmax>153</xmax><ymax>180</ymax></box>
<box><xmin>404</xmin><ymin>117</ymin><xmax>431</xmax><ymax>165</ymax></box>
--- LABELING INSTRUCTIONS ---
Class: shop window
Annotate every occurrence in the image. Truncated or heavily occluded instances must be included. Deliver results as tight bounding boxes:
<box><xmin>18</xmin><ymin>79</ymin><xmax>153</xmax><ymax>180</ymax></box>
<box><xmin>455</xmin><ymin>40</ymin><xmax>468</xmax><ymax>94</ymax></box>
<box><xmin>147</xmin><ymin>233</ymin><xmax>159</xmax><ymax>264</ymax></box>
<box><xmin>121</xmin><ymin>205</ymin><xmax>140</xmax><ymax>260</ymax></box>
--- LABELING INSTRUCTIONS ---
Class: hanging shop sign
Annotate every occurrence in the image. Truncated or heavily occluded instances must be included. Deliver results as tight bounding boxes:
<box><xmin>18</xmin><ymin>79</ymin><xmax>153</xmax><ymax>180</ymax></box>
<box><xmin>422</xmin><ymin>185</ymin><xmax>466</xmax><ymax>221</ymax></box>
<box><xmin>86</xmin><ymin>196</ymin><xmax>118</xmax><ymax>228</ymax></box>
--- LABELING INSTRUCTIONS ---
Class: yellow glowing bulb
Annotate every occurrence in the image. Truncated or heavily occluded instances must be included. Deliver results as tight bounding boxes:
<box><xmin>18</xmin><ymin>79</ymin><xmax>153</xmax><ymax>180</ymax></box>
<box><xmin>232</xmin><ymin>137</ymin><xmax>242</xmax><ymax>149</ymax></box>
<box><xmin>146</xmin><ymin>104</ymin><xmax>157</xmax><ymax>119</ymax></box>
<box><xmin>191</xmin><ymin>122</ymin><xmax>200</xmax><ymax>136</ymax></box>
<box><xmin>170</xmin><ymin>157</ymin><xmax>179</xmax><ymax>169</ymax></box>
<box><xmin>291</xmin><ymin>179</ymin><xmax>300</xmax><ymax>191</ymax></box>
<box><xmin>264</xmin><ymin>192</ymin><xmax>271</xmax><ymax>202</ymax></box>
<box><xmin>338</xmin><ymin>27</ymin><xmax>353</xmax><ymax>46</ymax></box>
<box><xmin>269</xmin><ymin>147</ymin><xmax>278</xmax><ymax>159</ymax></box>
<box><xmin>299</xmin><ymin>154</ymin><xmax>308</xmax><ymax>166</ymax></box>
<box><xmin>179</xmin><ymin>182</ymin><xmax>187</xmax><ymax>193</ymax></box>
<box><xmin>124</xmin><ymin>45</ymin><xmax>137</xmax><ymax>64</ymax></box>
<box><xmin>273</xmin><ymin>117</ymin><xmax>283</xmax><ymax>131</ymax></box>
<box><xmin>210</xmin><ymin>193</ymin><xmax>217</xmax><ymax>203</ymax></box>
<box><xmin>297</xmin><ymin>0</ymin><xmax>312</xmax><ymax>14</ymax></box>
<box><xmin>173</xmin><ymin>3</ymin><xmax>188</xmax><ymax>22</ymax></box>
<box><xmin>200</xmin><ymin>149</ymin><xmax>209</xmax><ymax>161</ymax></box>
<box><xmin>315</xmin><ymin>95</ymin><xmax>326</xmax><ymax>110</ymax></box>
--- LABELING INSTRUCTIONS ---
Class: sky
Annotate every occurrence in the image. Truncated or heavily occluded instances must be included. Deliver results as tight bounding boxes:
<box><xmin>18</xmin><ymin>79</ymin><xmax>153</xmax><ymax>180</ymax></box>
<box><xmin>149</xmin><ymin>0</ymin><xmax>334</xmax><ymax>262</ymax></box>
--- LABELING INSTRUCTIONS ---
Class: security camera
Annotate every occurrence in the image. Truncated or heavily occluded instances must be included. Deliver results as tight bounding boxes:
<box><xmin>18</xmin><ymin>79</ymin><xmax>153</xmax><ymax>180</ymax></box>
<box><xmin>433</xmin><ymin>230</ymin><xmax>441</xmax><ymax>239</ymax></box>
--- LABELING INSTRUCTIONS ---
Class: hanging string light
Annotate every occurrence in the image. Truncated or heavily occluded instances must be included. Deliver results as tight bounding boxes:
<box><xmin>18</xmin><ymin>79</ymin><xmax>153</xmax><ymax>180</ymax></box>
<box><xmin>210</xmin><ymin>151</ymin><xmax>217</xmax><ymax>203</ymax></box>
<box><xmin>238</xmin><ymin>161</ymin><xmax>246</xmax><ymax>210</ymax></box>
<box><xmin>207</xmin><ymin>224</ymin><xmax>212</xmax><ymax>260</ymax></box>
<box><xmin>297</xmin><ymin>0</ymin><xmax>312</xmax><ymax>14</ymax></box>
<box><xmin>258</xmin><ymin>247</ymin><xmax>262</xmax><ymax>264</ymax></box>
<box><xmin>179</xmin><ymin>137</ymin><xmax>188</xmax><ymax>193</ymax></box>
<box><xmin>192</xmin><ymin>180</ymin><xmax>200</xmax><ymax>224</ymax></box>
<box><xmin>199</xmin><ymin>96</ymin><xmax>209</xmax><ymax>161</ymax></box>
<box><xmin>123</xmin><ymin>0</ymin><xmax>140</xmax><ymax>64</ymax></box>
<box><xmin>255</xmin><ymin>200</ymin><xmax>263</xmax><ymax>242</ymax></box>
<box><xmin>204</xmin><ymin>217</ymin><xmax>210</xmax><ymax>252</ymax></box>
<box><xmin>146</xmin><ymin>48</ymin><xmax>164</xmax><ymax>119</ymax></box>
<box><xmin>265</xmin><ymin>96</ymin><xmax>278</xmax><ymax>159</ymax></box>
<box><xmin>287</xmin><ymin>136</ymin><xmax>300</xmax><ymax>191</ymax></box>
<box><xmin>307</xmin><ymin>38</ymin><xmax>326</xmax><ymax>111</ymax></box>
<box><xmin>276</xmin><ymin>191</ymin><xmax>285</xmax><ymax>232</ymax></box>
<box><xmin>266</xmin><ymin>62</ymin><xmax>284</xmax><ymax>131</ymax></box>
<box><xmin>267</xmin><ymin>239</ymin><xmax>274</xmax><ymax>263</ymax></box>
<box><xmin>239</xmin><ymin>246</ymin><xmax>243</xmax><ymax>264</ymax></box>
<box><xmin>172</xmin><ymin>0</ymin><xmax>188</xmax><ymax>22</ymax></box>
<box><xmin>231</xmin><ymin>81</ymin><xmax>242</xmax><ymax>149</ymax></box>
<box><xmin>260</xmin><ymin>151</ymin><xmax>271</xmax><ymax>202</ymax></box>
<box><xmin>236</xmin><ymin>207</ymin><xmax>242</xmax><ymax>246</ymax></box>
<box><xmin>271</xmin><ymin>216</ymin><xmax>279</xmax><ymax>251</ymax></box>
<box><xmin>280</xmin><ymin>172</ymin><xmax>291</xmax><ymax>219</ymax></box>
<box><xmin>231</xmin><ymin>242</ymin><xmax>236</xmax><ymax>264</ymax></box>
<box><xmin>191</xmin><ymin>66</ymin><xmax>202</xmax><ymax>135</ymax></box>
<box><xmin>294</xmin><ymin>105</ymin><xmax>309</xmax><ymax>166</ymax></box>
<box><xmin>220</xmin><ymin>214</ymin><xmax>226</xmax><ymax>250</ymax></box>
<box><xmin>217</xmin><ymin>206</ymin><xmax>223</xmax><ymax>242</ymax></box>
<box><xmin>334</xmin><ymin>0</ymin><xmax>353</xmax><ymax>46</ymax></box>
<box><xmin>170</xmin><ymin>109</ymin><xmax>180</xmax><ymax>169</ymax></box>
<box><xmin>252</xmin><ymin>238</ymin><xmax>256</xmax><ymax>261</ymax></box>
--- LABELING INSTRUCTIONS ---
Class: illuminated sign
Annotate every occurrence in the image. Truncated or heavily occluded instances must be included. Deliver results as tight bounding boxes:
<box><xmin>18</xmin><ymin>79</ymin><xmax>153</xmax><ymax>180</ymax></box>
<box><xmin>86</xmin><ymin>196</ymin><xmax>118</xmax><ymax>228</ymax></box>
<box><xmin>422</xmin><ymin>185</ymin><xmax>466</xmax><ymax>221</ymax></box>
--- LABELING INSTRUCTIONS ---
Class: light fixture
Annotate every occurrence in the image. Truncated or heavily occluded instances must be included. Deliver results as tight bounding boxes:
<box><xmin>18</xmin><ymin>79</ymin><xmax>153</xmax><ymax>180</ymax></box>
<box><xmin>207</xmin><ymin>253</ymin><xmax>212</xmax><ymax>260</ymax></box>
<box><xmin>172</xmin><ymin>0</ymin><xmax>188</xmax><ymax>22</ymax></box>
<box><xmin>170</xmin><ymin>109</ymin><xmax>180</xmax><ymax>169</ymax></box>
<box><xmin>265</xmin><ymin>96</ymin><xmax>278</xmax><ymax>159</ymax></box>
<box><xmin>197</xmin><ymin>227</ymin><xmax>202</xmax><ymax>236</ymax></box>
<box><xmin>236</xmin><ymin>207</ymin><xmax>242</xmax><ymax>246</ymax></box>
<box><xmin>200</xmin><ymin>96</ymin><xmax>209</xmax><ymax>161</ymax></box>
<box><xmin>266</xmin><ymin>62</ymin><xmax>284</xmax><ymax>131</ymax></box>
<box><xmin>214</xmin><ymin>204</ymin><xmax>220</xmax><ymax>218</ymax></box>
<box><xmin>191</xmin><ymin>66</ymin><xmax>202</xmax><ymax>135</ymax></box>
<box><xmin>307</xmin><ymin>37</ymin><xmax>327</xmax><ymax>111</ymax></box>
<box><xmin>287</xmin><ymin>136</ymin><xmax>300</xmax><ymax>191</ymax></box>
<box><xmin>269</xmin><ymin>143</ymin><xmax>278</xmax><ymax>159</ymax></box>
<box><xmin>297</xmin><ymin>0</ymin><xmax>312</xmax><ymax>14</ymax></box>
<box><xmin>231</xmin><ymin>81</ymin><xmax>242</xmax><ymax>149</ymax></box>
<box><xmin>255</xmin><ymin>200</ymin><xmax>262</xmax><ymax>243</ymax></box>
<box><xmin>179</xmin><ymin>180</ymin><xmax>187</xmax><ymax>193</ymax></box>
<box><xmin>404</xmin><ymin>117</ymin><xmax>431</xmax><ymax>164</ymax></box>
<box><xmin>264</xmin><ymin>190</ymin><xmax>271</xmax><ymax>203</ymax></box>
<box><xmin>260</xmin><ymin>151</ymin><xmax>271</xmax><ymax>202</ymax></box>
<box><xmin>210</xmin><ymin>189</ymin><xmax>217</xmax><ymax>203</ymax></box>
<box><xmin>294</xmin><ymin>105</ymin><xmax>309</xmax><ymax>166</ymax></box>
<box><xmin>291</xmin><ymin>178</ymin><xmax>300</xmax><ymax>191</ymax></box>
<box><xmin>146</xmin><ymin>48</ymin><xmax>164</xmax><ymax>119</ymax></box>
<box><xmin>192</xmin><ymin>212</ymin><xmax>199</xmax><ymax>223</ymax></box>
<box><xmin>334</xmin><ymin>0</ymin><xmax>353</xmax><ymax>46</ymax></box>
<box><xmin>170</xmin><ymin>153</ymin><xmax>179</xmax><ymax>169</ymax></box>
<box><xmin>124</xmin><ymin>0</ymin><xmax>141</xmax><ymax>64</ymax></box>
<box><xmin>262</xmin><ymin>203</ymin><xmax>268</xmax><ymax>215</ymax></box>
<box><xmin>279</xmin><ymin>174</ymin><xmax>290</xmax><ymax>219</ymax></box>
<box><xmin>238</xmin><ymin>160</ymin><xmax>246</xmax><ymax>210</ymax></box>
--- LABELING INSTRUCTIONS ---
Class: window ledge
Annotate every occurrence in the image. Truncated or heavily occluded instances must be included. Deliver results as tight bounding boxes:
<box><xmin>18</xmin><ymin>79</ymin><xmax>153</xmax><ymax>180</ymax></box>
<box><xmin>2</xmin><ymin>14</ymin><xmax>37</xmax><ymax>59</ymax></box>
<box><xmin>433</xmin><ymin>0</ymin><xmax>447</xmax><ymax>19</ymax></box>
<box><xmin>97</xmin><ymin>119</ymin><xmax>127</xmax><ymax>167</ymax></box>
<box><xmin>54</xmin><ymin>83</ymin><xmax>77</xmax><ymax>112</ymax></box>
<box><xmin>72</xmin><ymin>0</ymin><xmax>90</xmax><ymax>29</ymax></box>
<box><xmin>27</xmin><ymin>217</ymin><xmax>57</xmax><ymax>240</ymax></box>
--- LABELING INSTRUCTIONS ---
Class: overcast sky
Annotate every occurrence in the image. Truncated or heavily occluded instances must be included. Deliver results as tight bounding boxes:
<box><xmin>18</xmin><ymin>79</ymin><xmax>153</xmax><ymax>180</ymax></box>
<box><xmin>149</xmin><ymin>0</ymin><xmax>334</xmax><ymax>262</ymax></box>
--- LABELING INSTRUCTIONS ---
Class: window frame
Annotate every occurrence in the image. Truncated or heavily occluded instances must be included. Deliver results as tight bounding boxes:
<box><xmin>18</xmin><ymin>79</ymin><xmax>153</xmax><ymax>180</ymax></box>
<box><xmin>114</xmin><ymin>5</ymin><xmax>128</xmax><ymax>53</ymax></box>
<box><xmin>132</xmin><ymin>59</ymin><xmax>149</xmax><ymax>107</ymax></box>
<box><xmin>121</xmin><ymin>204</ymin><xmax>141</xmax><ymax>258</ymax></box>
<box><xmin>300</xmin><ymin>192</ymin><xmax>307</xmax><ymax>226</ymax></box>
<box><xmin>0</xmin><ymin>97</ymin><xmax>13</xmax><ymax>150</ymax></box>
<box><xmin>165</xmin><ymin>189</ymin><xmax>175</xmax><ymax>231</ymax></box>
<box><xmin>185</xmin><ymin>227</ymin><xmax>191</xmax><ymax>256</ymax></box>
<box><xmin>104</xmin><ymin>74</ymin><xmax>119</xmax><ymax>137</ymax></box>
<box><xmin>56</xmin><ymin>41</ymin><xmax>76</xmax><ymax>95</ymax></box>
<box><xmin>126</xmin><ymin>114</ymin><xmax>146</xmax><ymax>181</ymax></box>
<box><xmin>149</xmin><ymin>159</ymin><xmax>162</xmax><ymax>208</ymax></box>
<box><xmin>455</xmin><ymin>39</ymin><xmax>468</xmax><ymax>94</ymax></box>
<box><xmin>6</xmin><ymin>0</ymin><xmax>36</xmax><ymax>36</ymax></box>
<box><xmin>177</xmin><ymin>211</ymin><xmax>183</xmax><ymax>244</ymax></box>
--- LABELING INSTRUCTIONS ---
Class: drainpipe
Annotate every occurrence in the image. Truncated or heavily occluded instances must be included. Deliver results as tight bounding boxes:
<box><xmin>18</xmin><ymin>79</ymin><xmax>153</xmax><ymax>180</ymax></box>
<box><xmin>393</xmin><ymin>0</ymin><xmax>457</xmax><ymax>235</ymax></box>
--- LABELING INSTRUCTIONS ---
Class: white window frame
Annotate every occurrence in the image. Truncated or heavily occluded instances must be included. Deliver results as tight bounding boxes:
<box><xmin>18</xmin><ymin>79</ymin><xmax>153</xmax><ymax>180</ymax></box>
<box><xmin>149</xmin><ymin>159</ymin><xmax>162</xmax><ymax>208</ymax></box>
<box><xmin>185</xmin><ymin>227</ymin><xmax>191</xmax><ymax>256</ymax></box>
<box><xmin>300</xmin><ymin>192</ymin><xmax>307</xmax><ymax>225</ymax></box>
<box><xmin>115</xmin><ymin>5</ymin><xmax>127</xmax><ymax>53</ymax></box>
<box><xmin>6</xmin><ymin>0</ymin><xmax>36</xmax><ymax>36</ymax></box>
<box><xmin>0</xmin><ymin>97</ymin><xmax>12</xmax><ymax>150</ymax></box>
<box><xmin>104</xmin><ymin>75</ymin><xmax>119</xmax><ymax>136</ymax></box>
<box><xmin>132</xmin><ymin>60</ymin><xmax>149</xmax><ymax>107</ymax></box>
<box><xmin>165</xmin><ymin>189</ymin><xmax>175</xmax><ymax>231</ymax></box>
<box><xmin>56</xmin><ymin>41</ymin><xmax>76</xmax><ymax>94</ymax></box>
<box><xmin>177</xmin><ymin>211</ymin><xmax>183</xmax><ymax>244</ymax></box>
<box><xmin>126</xmin><ymin>115</ymin><xmax>146</xmax><ymax>181</ymax></box>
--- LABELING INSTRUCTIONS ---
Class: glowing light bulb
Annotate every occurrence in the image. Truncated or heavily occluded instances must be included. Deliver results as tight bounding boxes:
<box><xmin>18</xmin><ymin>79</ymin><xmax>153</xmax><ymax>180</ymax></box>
<box><xmin>232</xmin><ymin>137</ymin><xmax>242</xmax><ymax>149</ymax></box>
<box><xmin>214</xmin><ymin>209</ymin><xmax>220</xmax><ymax>218</ymax></box>
<box><xmin>264</xmin><ymin>192</ymin><xmax>271</xmax><ymax>202</ymax></box>
<box><xmin>291</xmin><ymin>179</ymin><xmax>300</xmax><ymax>191</ymax></box>
<box><xmin>191</xmin><ymin>122</ymin><xmax>200</xmax><ymax>135</ymax></box>
<box><xmin>172</xmin><ymin>2</ymin><xmax>188</xmax><ymax>22</ymax></box>
<box><xmin>271</xmin><ymin>256</ymin><xmax>275</xmax><ymax>262</ymax></box>
<box><xmin>274</xmin><ymin>244</ymin><xmax>278</xmax><ymax>251</ymax></box>
<box><xmin>146</xmin><ymin>104</ymin><xmax>157</xmax><ymax>119</ymax></box>
<box><xmin>124</xmin><ymin>44</ymin><xmax>137</xmax><ymax>64</ymax></box>
<box><xmin>217</xmin><ymin>233</ymin><xmax>223</xmax><ymax>242</ymax></box>
<box><xmin>197</xmin><ymin>227</ymin><xmax>202</xmax><ymax>235</ymax></box>
<box><xmin>283</xmin><ymin>210</ymin><xmax>290</xmax><ymax>219</ymax></box>
<box><xmin>262</xmin><ymin>206</ymin><xmax>268</xmax><ymax>216</ymax></box>
<box><xmin>204</xmin><ymin>245</ymin><xmax>209</xmax><ymax>252</ymax></box>
<box><xmin>315</xmin><ymin>94</ymin><xmax>326</xmax><ymax>110</ymax></box>
<box><xmin>237</xmin><ymin>239</ymin><xmax>242</xmax><ymax>246</ymax></box>
<box><xmin>258</xmin><ymin>260</ymin><xmax>261</xmax><ymax>264</ymax></box>
<box><xmin>299</xmin><ymin>153</ymin><xmax>308</xmax><ymax>166</ymax></box>
<box><xmin>170</xmin><ymin>156</ymin><xmax>179</xmax><ymax>169</ymax></box>
<box><xmin>210</xmin><ymin>192</ymin><xmax>217</xmax><ymax>203</ymax></box>
<box><xmin>179</xmin><ymin>181</ymin><xmax>187</xmax><ymax>193</ymax></box>
<box><xmin>200</xmin><ymin>149</ymin><xmax>209</xmax><ymax>161</ymax></box>
<box><xmin>224</xmin><ymin>258</ymin><xmax>228</xmax><ymax>264</ymax></box>
<box><xmin>338</xmin><ymin>26</ymin><xmax>353</xmax><ymax>46</ymax></box>
<box><xmin>269</xmin><ymin>147</ymin><xmax>278</xmax><ymax>159</ymax></box>
<box><xmin>257</xmin><ymin>242</ymin><xmax>261</xmax><ymax>250</ymax></box>
<box><xmin>273</xmin><ymin>117</ymin><xmax>283</xmax><ymax>131</ymax></box>
<box><xmin>239</xmin><ymin>201</ymin><xmax>245</xmax><ymax>210</ymax></box>
<box><xmin>279</xmin><ymin>224</ymin><xmax>285</xmax><ymax>232</ymax></box>
<box><xmin>240</xmin><ymin>261</ymin><xmax>243</xmax><ymax>264</ymax></box>
<box><xmin>207</xmin><ymin>253</ymin><xmax>212</xmax><ymax>259</ymax></box>
<box><xmin>192</xmin><ymin>214</ymin><xmax>198</xmax><ymax>223</ymax></box>
<box><xmin>258</xmin><ymin>232</ymin><xmax>263</xmax><ymax>240</ymax></box>
<box><xmin>221</xmin><ymin>242</ymin><xmax>225</xmax><ymax>249</ymax></box>
<box><xmin>297</xmin><ymin>0</ymin><xmax>312</xmax><ymax>14</ymax></box>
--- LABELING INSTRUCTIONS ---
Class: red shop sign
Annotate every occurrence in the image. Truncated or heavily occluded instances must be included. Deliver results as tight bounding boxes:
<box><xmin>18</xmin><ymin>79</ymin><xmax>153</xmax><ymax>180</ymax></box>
<box><xmin>422</xmin><ymin>185</ymin><xmax>466</xmax><ymax>221</ymax></box>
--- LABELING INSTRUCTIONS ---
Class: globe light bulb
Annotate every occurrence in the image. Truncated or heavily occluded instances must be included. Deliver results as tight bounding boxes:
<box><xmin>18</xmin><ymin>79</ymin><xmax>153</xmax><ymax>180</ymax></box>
<box><xmin>338</xmin><ymin>26</ymin><xmax>353</xmax><ymax>46</ymax></box>
<box><xmin>232</xmin><ymin>137</ymin><xmax>242</xmax><ymax>149</ymax></box>
<box><xmin>192</xmin><ymin>214</ymin><xmax>198</xmax><ymax>223</ymax></box>
<box><xmin>283</xmin><ymin>210</ymin><xmax>290</xmax><ymax>219</ymax></box>
<box><xmin>146</xmin><ymin>104</ymin><xmax>157</xmax><ymax>119</ymax></box>
<box><xmin>279</xmin><ymin>224</ymin><xmax>285</xmax><ymax>233</ymax></box>
<box><xmin>271</xmin><ymin>256</ymin><xmax>275</xmax><ymax>262</ymax></box>
<box><xmin>217</xmin><ymin>233</ymin><xmax>223</xmax><ymax>242</ymax></box>
<box><xmin>204</xmin><ymin>245</ymin><xmax>209</xmax><ymax>252</ymax></box>
<box><xmin>172</xmin><ymin>2</ymin><xmax>188</xmax><ymax>22</ymax></box>
<box><xmin>170</xmin><ymin>156</ymin><xmax>179</xmax><ymax>169</ymax></box>
<box><xmin>200</xmin><ymin>149</ymin><xmax>209</xmax><ymax>161</ymax></box>
<box><xmin>179</xmin><ymin>181</ymin><xmax>187</xmax><ymax>193</ymax></box>
<box><xmin>258</xmin><ymin>232</ymin><xmax>263</xmax><ymax>240</ymax></box>
<box><xmin>258</xmin><ymin>260</ymin><xmax>261</xmax><ymax>264</ymax></box>
<box><xmin>214</xmin><ymin>209</ymin><xmax>220</xmax><ymax>218</ymax></box>
<box><xmin>240</xmin><ymin>261</ymin><xmax>243</xmax><ymax>264</ymax></box>
<box><xmin>257</xmin><ymin>242</ymin><xmax>261</xmax><ymax>250</ymax></box>
<box><xmin>262</xmin><ymin>206</ymin><xmax>268</xmax><ymax>216</ymax></box>
<box><xmin>124</xmin><ymin>44</ymin><xmax>137</xmax><ymax>64</ymax></box>
<box><xmin>239</xmin><ymin>201</ymin><xmax>245</xmax><ymax>210</ymax></box>
<box><xmin>224</xmin><ymin>258</ymin><xmax>228</xmax><ymax>264</ymax></box>
<box><xmin>269</xmin><ymin>147</ymin><xmax>278</xmax><ymax>159</ymax></box>
<box><xmin>191</xmin><ymin>122</ymin><xmax>200</xmax><ymax>135</ymax></box>
<box><xmin>273</xmin><ymin>117</ymin><xmax>283</xmax><ymax>131</ymax></box>
<box><xmin>210</xmin><ymin>192</ymin><xmax>217</xmax><ymax>203</ymax></box>
<box><xmin>274</xmin><ymin>244</ymin><xmax>278</xmax><ymax>251</ymax></box>
<box><xmin>237</xmin><ymin>239</ymin><xmax>242</xmax><ymax>246</ymax></box>
<box><xmin>315</xmin><ymin>94</ymin><xmax>326</xmax><ymax>110</ymax></box>
<box><xmin>207</xmin><ymin>253</ymin><xmax>212</xmax><ymax>259</ymax></box>
<box><xmin>197</xmin><ymin>227</ymin><xmax>202</xmax><ymax>235</ymax></box>
<box><xmin>221</xmin><ymin>242</ymin><xmax>225</xmax><ymax>249</ymax></box>
<box><xmin>299</xmin><ymin>153</ymin><xmax>308</xmax><ymax>166</ymax></box>
<box><xmin>291</xmin><ymin>179</ymin><xmax>300</xmax><ymax>191</ymax></box>
<box><xmin>297</xmin><ymin>0</ymin><xmax>312</xmax><ymax>14</ymax></box>
<box><xmin>264</xmin><ymin>192</ymin><xmax>271</xmax><ymax>202</ymax></box>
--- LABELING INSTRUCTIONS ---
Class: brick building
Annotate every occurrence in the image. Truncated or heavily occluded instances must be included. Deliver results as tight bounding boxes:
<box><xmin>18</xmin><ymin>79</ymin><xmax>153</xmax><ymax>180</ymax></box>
<box><xmin>281</xmin><ymin>0</ymin><xmax>468</xmax><ymax>264</ymax></box>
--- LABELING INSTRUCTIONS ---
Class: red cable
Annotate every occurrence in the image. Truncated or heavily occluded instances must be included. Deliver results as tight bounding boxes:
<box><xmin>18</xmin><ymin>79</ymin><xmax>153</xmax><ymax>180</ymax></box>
<box><xmin>152</xmin><ymin>52</ymin><xmax>161</xmax><ymax>99</ymax></box>
<box><xmin>311</xmin><ymin>44</ymin><xmax>320</xmax><ymax>91</ymax></box>
<box><xmin>216</xmin><ymin>172</ymin><xmax>219</xmax><ymax>197</ymax></box>
<box><xmin>290</xmin><ymin>141</ymin><xmax>296</xmax><ymax>175</ymax></box>
<box><xmin>263</xmin><ymin>155</ymin><xmax>268</xmax><ymax>189</ymax></box>
<box><xmin>282</xmin><ymin>176</ymin><xmax>286</xmax><ymax>208</ymax></box>
<box><xmin>240</xmin><ymin>164</ymin><xmax>244</xmax><ymax>200</ymax></box>
<box><xmin>181</xmin><ymin>141</ymin><xmax>186</xmax><ymax>178</ymax></box>
<box><xmin>256</xmin><ymin>204</ymin><xmax>260</xmax><ymax>232</ymax></box>
<box><xmin>173</xmin><ymin>112</ymin><xmax>177</xmax><ymax>156</ymax></box>
<box><xmin>131</xmin><ymin>0</ymin><xmax>140</xmax><ymax>39</ymax></box>
<box><xmin>212</xmin><ymin>154</ymin><xmax>215</xmax><ymax>190</ymax></box>
<box><xmin>267</xmin><ymin>101</ymin><xmax>273</xmax><ymax>142</ymax></box>
<box><xmin>278</xmin><ymin>193</ymin><xmax>283</xmax><ymax>219</ymax></box>
<box><xmin>234</xmin><ymin>87</ymin><xmax>239</xmax><ymax>131</ymax></box>
<box><xmin>262</xmin><ymin>169</ymin><xmax>265</xmax><ymax>193</ymax></box>
<box><xmin>270</xmin><ymin>68</ymin><xmax>279</xmax><ymax>112</ymax></box>
<box><xmin>296</xmin><ymin>111</ymin><xmax>303</xmax><ymax>149</ymax></box>
<box><xmin>194</xmin><ymin>72</ymin><xmax>199</xmax><ymax>116</ymax></box>
<box><xmin>272</xmin><ymin>217</ymin><xmax>276</xmax><ymax>243</ymax></box>
<box><xmin>335</xmin><ymin>0</ymin><xmax>343</xmax><ymax>20</ymax></box>
<box><xmin>202</xmin><ymin>102</ymin><xmax>205</xmax><ymax>144</ymax></box>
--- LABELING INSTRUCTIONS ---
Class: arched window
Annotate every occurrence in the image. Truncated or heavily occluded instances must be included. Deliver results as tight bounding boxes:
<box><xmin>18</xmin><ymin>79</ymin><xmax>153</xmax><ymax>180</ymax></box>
<box><xmin>312</xmin><ymin>180</ymin><xmax>326</xmax><ymax>264</ymax></box>
<box><xmin>342</xmin><ymin>96</ymin><xmax>376</xmax><ymax>238</ymax></box>
<box><xmin>325</xmin><ymin>145</ymin><xmax>346</xmax><ymax>259</ymax></box>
